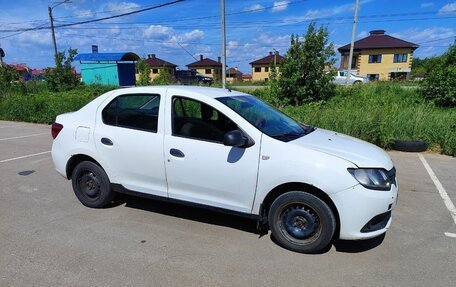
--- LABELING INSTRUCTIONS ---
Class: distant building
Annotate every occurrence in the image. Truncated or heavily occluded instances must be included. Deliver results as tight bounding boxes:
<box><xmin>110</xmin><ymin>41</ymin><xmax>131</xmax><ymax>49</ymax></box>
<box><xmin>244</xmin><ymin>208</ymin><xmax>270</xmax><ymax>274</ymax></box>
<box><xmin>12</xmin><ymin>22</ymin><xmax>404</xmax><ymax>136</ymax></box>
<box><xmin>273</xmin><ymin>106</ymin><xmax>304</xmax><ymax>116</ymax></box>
<box><xmin>338</xmin><ymin>30</ymin><xmax>419</xmax><ymax>80</ymax></box>
<box><xmin>187</xmin><ymin>55</ymin><xmax>222</xmax><ymax>81</ymax></box>
<box><xmin>226</xmin><ymin>67</ymin><xmax>243</xmax><ymax>83</ymax></box>
<box><xmin>242</xmin><ymin>74</ymin><xmax>252</xmax><ymax>82</ymax></box>
<box><xmin>138</xmin><ymin>54</ymin><xmax>177</xmax><ymax>82</ymax></box>
<box><xmin>8</xmin><ymin>64</ymin><xmax>31</xmax><ymax>81</ymax></box>
<box><xmin>74</xmin><ymin>52</ymin><xmax>139</xmax><ymax>86</ymax></box>
<box><xmin>250</xmin><ymin>51</ymin><xmax>284</xmax><ymax>82</ymax></box>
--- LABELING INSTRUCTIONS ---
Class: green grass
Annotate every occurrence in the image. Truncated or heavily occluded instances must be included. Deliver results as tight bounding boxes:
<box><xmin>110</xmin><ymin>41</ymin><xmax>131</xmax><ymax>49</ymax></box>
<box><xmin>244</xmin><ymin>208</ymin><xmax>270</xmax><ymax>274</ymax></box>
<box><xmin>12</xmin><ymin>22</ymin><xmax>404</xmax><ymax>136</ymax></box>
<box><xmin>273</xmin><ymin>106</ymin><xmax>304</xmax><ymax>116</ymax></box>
<box><xmin>245</xmin><ymin>83</ymin><xmax>456</xmax><ymax>156</ymax></box>
<box><xmin>0</xmin><ymin>84</ymin><xmax>115</xmax><ymax>123</ymax></box>
<box><xmin>1</xmin><ymin>82</ymin><xmax>454</xmax><ymax>156</ymax></box>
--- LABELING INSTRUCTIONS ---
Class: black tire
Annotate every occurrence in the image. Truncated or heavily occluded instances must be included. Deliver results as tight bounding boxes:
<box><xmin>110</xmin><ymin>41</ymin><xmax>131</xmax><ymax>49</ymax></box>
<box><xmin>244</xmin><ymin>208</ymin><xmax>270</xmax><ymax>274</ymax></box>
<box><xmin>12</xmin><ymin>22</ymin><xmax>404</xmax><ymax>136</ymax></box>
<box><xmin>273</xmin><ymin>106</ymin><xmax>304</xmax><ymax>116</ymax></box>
<box><xmin>268</xmin><ymin>191</ymin><xmax>336</xmax><ymax>253</ymax></box>
<box><xmin>71</xmin><ymin>161</ymin><xmax>114</xmax><ymax>208</ymax></box>
<box><xmin>391</xmin><ymin>140</ymin><xmax>428</xmax><ymax>152</ymax></box>
<box><xmin>353</xmin><ymin>80</ymin><xmax>362</xmax><ymax>85</ymax></box>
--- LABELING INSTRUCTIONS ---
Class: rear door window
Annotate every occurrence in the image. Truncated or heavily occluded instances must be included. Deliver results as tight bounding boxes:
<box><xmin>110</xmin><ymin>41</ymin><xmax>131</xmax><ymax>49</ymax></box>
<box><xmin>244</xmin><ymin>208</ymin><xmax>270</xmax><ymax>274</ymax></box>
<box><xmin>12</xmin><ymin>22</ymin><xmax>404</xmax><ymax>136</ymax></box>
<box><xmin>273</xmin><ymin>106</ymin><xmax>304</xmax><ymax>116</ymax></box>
<box><xmin>102</xmin><ymin>94</ymin><xmax>160</xmax><ymax>132</ymax></box>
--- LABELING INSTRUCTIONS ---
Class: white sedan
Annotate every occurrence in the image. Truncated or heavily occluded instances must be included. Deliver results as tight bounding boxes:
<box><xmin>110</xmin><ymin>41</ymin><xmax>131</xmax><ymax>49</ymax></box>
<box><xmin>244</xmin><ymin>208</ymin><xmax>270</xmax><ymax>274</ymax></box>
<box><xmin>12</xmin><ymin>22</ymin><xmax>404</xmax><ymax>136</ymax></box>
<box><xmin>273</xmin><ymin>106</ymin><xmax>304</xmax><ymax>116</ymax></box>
<box><xmin>51</xmin><ymin>86</ymin><xmax>398</xmax><ymax>253</ymax></box>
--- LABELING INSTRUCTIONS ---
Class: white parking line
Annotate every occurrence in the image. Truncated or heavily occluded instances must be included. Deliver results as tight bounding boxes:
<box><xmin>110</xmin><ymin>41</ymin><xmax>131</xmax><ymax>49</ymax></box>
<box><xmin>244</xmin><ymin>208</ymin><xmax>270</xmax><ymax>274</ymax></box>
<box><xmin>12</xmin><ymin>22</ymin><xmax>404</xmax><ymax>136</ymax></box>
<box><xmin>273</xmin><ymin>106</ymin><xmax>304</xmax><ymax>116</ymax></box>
<box><xmin>418</xmin><ymin>154</ymin><xmax>456</xmax><ymax>238</ymax></box>
<box><xmin>0</xmin><ymin>151</ymin><xmax>51</xmax><ymax>163</ymax></box>
<box><xmin>0</xmin><ymin>124</ymin><xmax>25</xmax><ymax>129</ymax></box>
<box><xmin>0</xmin><ymin>133</ymin><xmax>48</xmax><ymax>141</ymax></box>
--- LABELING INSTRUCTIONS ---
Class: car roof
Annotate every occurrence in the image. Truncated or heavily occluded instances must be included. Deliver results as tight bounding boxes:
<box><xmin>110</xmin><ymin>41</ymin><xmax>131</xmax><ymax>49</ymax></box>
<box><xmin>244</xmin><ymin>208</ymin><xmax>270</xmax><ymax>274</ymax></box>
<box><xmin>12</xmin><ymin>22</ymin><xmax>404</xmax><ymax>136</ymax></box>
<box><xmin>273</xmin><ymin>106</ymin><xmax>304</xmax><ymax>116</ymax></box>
<box><xmin>112</xmin><ymin>85</ymin><xmax>248</xmax><ymax>99</ymax></box>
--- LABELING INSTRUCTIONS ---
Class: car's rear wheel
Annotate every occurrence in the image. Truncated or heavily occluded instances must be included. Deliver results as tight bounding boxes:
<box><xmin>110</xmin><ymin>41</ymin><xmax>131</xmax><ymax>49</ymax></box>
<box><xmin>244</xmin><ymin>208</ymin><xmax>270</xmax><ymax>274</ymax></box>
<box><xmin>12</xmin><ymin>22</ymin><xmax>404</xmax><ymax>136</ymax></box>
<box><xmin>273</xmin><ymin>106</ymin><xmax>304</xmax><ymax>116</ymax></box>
<box><xmin>71</xmin><ymin>161</ymin><xmax>114</xmax><ymax>208</ymax></box>
<box><xmin>268</xmin><ymin>191</ymin><xmax>336</xmax><ymax>253</ymax></box>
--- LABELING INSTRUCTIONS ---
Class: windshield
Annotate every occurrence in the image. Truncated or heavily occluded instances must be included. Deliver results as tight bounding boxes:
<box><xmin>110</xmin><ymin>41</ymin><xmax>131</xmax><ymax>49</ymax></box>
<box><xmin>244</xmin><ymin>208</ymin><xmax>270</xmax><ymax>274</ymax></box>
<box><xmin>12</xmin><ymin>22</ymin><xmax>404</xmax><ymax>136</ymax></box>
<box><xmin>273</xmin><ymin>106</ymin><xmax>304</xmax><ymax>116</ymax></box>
<box><xmin>217</xmin><ymin>95</ymin><xmax>314</xmax><ymax>142</ymax></box>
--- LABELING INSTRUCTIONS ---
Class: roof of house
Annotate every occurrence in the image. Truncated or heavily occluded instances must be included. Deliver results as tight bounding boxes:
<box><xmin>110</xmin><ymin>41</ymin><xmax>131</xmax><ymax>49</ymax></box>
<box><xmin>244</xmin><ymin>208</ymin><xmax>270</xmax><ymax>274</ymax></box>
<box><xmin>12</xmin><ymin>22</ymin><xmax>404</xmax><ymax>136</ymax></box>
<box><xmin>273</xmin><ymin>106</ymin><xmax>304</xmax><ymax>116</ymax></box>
<box><xmin>242</xmin><ymin>74</ymin><xmax>252</xmax><ymax>79</ymax></box>
<box><xmin>226</xmin><ymin>67</ymin><xmax>242</xmax><ymax>75</ymax></box>
<box><xmin>338</xmin><ymin>30</ymin><xmax>419</xmax><ymax>53</ymax></box>
<box><xmin>187</xmin><ymin>56</ymin><xmax>222</xmax><ymax>67</ymax></box>
<box><xmin>8</xmin><ymin>64</ymin><xmax>29</xmax><ymax>71</ymax></box>
<box><xmin>74</xmin><ymin>52</ymin><xmax>140</xmax><ymax>62</ymax></box>
<box><xmin>145</xmin><ymin>54</ymin><xmax>177</xmax><ymax>67</ymax></box>
<box><xmin>250</xmin><ymin>52</ymin><xmax>285</xmax><ymax>65</ymax></box>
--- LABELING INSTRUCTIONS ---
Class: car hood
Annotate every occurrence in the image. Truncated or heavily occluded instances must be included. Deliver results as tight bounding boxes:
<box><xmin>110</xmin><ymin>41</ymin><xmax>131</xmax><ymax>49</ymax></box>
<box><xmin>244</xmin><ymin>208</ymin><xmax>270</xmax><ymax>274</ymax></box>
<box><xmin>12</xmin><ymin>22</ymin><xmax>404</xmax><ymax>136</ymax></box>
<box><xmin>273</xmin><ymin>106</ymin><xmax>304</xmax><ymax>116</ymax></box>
<box><xmin>294</xmin><ymin>128</ymin><xmax>393</xmax><ymax>169</ymax></box>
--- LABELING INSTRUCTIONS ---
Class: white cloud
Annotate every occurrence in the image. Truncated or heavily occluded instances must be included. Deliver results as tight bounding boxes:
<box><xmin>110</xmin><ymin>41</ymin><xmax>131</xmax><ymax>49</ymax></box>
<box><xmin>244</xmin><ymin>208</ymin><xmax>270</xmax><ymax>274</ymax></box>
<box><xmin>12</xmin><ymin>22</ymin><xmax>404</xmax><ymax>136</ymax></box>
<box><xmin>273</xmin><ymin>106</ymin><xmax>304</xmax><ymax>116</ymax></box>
<box><xmin>103</xmin><ymin>1</ymin><xmax>140</xmax><ymax>13</ymax></box>
<box><xmin>391</xmin><ymin>27</ymin><xmax>455</xmax><ymax>43</ymax></box>
<box><xmin>144</xmin><ymin>25</ymin><xmax>174</xmax><ymax>39</ymax></box>
<box><xmin>244</xmin><ymin>4</ymin><xmax>264</xmax><ymax>12</ymax></box>
<box><xmin>439</xmin><ymin>2</ymin><xmax>456</xmax><ymax>14</ymax></box>
<box><xmin>420</xmin><ymin>2</ymin><xmax>434</xmax><ymax>8</ymax></box>
<box><xmin>285</xmin><ymin>0</ymin><xmax>372</xmax><ymax>22</ymax></box>
<box><xmin>74</xmin><ymin>9</ymin><xmax>94</xmax><ymax>19</ymax></box>
<box><xmin>272</xmin><ymin>1</ymin><xmax>289</xmax><ymax>13</ymax></box>
<box><xmin>357</xmin><ymin>31</ymin><xmax>368</xmax><ymax>38</ymax></box>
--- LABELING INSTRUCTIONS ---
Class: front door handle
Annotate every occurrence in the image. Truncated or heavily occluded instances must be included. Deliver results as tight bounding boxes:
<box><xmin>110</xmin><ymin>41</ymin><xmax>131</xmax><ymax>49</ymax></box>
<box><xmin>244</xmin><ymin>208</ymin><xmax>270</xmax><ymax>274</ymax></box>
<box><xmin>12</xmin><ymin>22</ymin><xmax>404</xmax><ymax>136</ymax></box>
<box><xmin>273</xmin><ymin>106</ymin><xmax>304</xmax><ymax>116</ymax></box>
<box><xmin>101</xmin><ymin>137</ymin><xmax>113</xmax><ymax>146</ymax></box>
<box><xmin>170</xmin><ymin>148</ymin><xmax>185</xmax><ymax>158</ymax></box>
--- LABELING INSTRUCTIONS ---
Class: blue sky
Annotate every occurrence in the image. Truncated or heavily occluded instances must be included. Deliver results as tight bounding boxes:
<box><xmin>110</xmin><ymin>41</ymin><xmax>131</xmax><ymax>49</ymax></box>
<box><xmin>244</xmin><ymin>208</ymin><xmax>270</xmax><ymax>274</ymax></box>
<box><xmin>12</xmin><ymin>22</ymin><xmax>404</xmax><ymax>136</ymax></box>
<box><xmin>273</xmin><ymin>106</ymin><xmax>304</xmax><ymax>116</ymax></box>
<box><xmin>0</xmin><ymin>0</ymin><xmax>455</xmax><ymax>73</ymax></box>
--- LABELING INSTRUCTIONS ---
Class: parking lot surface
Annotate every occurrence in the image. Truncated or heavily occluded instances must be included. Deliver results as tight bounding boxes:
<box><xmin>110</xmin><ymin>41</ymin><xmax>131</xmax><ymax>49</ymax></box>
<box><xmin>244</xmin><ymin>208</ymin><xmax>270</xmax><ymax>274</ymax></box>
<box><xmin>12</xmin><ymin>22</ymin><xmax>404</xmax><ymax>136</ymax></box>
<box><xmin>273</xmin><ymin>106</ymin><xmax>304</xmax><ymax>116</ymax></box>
<box><xmin>1</xmin><ymin>120</ymin><xmax>455</xmax><ymax>286</ymax></box>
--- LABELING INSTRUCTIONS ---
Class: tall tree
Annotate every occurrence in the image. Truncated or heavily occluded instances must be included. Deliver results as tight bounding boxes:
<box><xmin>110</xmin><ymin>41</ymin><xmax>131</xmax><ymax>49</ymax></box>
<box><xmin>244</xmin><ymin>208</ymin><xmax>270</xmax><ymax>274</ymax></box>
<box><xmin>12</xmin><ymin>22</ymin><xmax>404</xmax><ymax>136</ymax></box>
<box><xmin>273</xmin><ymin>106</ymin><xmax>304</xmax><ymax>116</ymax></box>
<box><xmin>136</xmin><ymin>58</ymin><xmax>151</xmax><ymax>86</ymax></box>
<box><xmin>269</xmin><ymin>23</ymin><xmax>336</xmax><ymax>106</ymax></box>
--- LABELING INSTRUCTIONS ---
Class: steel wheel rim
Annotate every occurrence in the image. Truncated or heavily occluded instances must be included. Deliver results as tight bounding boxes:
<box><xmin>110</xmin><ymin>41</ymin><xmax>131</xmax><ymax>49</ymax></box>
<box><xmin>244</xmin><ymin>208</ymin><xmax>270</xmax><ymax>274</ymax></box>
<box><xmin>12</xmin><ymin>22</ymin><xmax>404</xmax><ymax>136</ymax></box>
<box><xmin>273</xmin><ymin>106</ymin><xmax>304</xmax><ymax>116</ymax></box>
<box><xmin>278</xmin><ymin>204</ymin><xmax>321</xmax><ymax>244</ymax></box>
<box><xmin>77</xmin><ymin>170</ymin><xmax>101</xmax><ymax>201</ymax></box>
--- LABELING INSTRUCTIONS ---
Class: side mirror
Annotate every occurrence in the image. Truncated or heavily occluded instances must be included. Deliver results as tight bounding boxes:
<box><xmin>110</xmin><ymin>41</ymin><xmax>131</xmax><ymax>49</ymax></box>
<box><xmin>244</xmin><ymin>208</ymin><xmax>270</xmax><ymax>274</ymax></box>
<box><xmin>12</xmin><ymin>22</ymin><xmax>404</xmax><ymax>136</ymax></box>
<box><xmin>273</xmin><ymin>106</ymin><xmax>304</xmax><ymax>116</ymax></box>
<box><xmin>223</xmin><ymin>130</ymin><xmax>247</xmax><ymax>147</ymax></box>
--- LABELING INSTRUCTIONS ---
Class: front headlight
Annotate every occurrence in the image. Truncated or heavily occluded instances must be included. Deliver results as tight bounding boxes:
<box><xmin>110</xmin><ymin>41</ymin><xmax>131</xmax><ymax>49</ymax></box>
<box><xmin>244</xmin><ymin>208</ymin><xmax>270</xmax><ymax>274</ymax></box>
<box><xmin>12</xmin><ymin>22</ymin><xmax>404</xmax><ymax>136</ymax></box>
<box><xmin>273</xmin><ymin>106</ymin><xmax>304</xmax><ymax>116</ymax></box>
<box><xmin>348</xmin><ymin>168</ymin><xmax>393</xmax><ymax>190</ymax></box>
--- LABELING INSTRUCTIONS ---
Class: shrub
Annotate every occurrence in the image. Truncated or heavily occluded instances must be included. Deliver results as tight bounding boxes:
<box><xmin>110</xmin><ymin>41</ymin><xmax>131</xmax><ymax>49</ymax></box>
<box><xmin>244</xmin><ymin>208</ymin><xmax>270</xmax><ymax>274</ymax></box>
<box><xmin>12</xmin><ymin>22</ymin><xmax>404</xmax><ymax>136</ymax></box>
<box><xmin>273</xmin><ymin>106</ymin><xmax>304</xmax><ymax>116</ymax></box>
<box><xmin>136</xmin><ymin>58</ymin><xmax>151</xmax><ymax>86</ymax></box>
<box><xmin>45</xmin><ymin>48</ymin><xmax>80</xmax><ymax>92</ymax></box>
<box><xmin>421</xmin><ymin>44</ymin><xmax>456</xmax><ymax>107</ymax></box>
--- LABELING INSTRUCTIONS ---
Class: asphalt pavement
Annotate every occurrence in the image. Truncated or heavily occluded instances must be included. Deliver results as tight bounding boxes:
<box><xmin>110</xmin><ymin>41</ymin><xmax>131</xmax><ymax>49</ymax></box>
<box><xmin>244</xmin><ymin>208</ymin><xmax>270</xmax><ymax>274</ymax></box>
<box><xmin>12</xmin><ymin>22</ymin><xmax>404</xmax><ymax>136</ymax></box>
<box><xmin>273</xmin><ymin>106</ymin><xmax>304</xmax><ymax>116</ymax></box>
<box><xmin>1</xmin><ymin>120</ymin><xmax>455</xmax><ymax>286</ymax></box>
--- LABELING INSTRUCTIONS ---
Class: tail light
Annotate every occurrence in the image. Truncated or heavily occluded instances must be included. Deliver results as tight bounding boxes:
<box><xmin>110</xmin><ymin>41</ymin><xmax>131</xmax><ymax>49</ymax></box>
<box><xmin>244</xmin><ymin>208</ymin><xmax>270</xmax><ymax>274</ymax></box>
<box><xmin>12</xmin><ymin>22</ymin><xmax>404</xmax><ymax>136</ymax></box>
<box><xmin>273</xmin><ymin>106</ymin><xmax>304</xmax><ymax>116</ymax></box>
<box><xmin>51</xmin><ymin>123</ymin><xmax>64</xmax><ymax>139</ymax></box>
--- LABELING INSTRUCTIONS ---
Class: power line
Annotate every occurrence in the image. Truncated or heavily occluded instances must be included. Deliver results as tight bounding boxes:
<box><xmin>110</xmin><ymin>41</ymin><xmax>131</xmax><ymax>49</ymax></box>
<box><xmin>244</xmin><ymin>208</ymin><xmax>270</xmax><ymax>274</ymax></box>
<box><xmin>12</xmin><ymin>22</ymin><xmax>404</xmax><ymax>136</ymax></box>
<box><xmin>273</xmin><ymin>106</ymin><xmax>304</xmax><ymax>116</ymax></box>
<box><xmin>0</xmin><ymin>0</ymin><xmax>186</xmax><ymax>33</ymax></box>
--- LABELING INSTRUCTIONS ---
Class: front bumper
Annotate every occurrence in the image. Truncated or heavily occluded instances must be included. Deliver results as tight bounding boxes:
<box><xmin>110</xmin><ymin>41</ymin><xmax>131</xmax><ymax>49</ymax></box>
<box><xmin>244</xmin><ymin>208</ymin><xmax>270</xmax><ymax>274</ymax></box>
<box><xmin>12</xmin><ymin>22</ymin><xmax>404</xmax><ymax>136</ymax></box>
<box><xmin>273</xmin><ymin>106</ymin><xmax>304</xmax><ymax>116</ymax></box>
<box><xmin>330</xmin><ymin>182</ymin><xmax>398</xmax><ymax>240</ymax></box>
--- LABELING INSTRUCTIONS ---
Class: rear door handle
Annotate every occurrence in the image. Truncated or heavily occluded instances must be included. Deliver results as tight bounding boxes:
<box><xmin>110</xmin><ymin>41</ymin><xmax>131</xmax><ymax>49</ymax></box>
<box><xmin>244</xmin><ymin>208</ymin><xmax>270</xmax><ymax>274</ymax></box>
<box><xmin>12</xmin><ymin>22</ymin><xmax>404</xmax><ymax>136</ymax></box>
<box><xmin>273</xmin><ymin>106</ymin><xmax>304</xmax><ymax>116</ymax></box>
<box><xmin>170</xmin><ymin>148</ymin><xmax>185</xmax><ymax>158</ymax></box>
<box><xmin>101</xmin><ymin>137</ymin><xmax>113</xmax><ymax>146</ymax></box>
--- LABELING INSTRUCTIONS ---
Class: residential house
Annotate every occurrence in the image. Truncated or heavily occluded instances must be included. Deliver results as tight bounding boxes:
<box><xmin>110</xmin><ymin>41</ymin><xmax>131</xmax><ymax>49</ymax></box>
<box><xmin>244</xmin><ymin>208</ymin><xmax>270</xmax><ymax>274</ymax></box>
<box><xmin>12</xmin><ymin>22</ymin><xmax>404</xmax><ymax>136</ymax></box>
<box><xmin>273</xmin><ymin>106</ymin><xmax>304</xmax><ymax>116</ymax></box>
<box><xmin>187</xmin><ymin>55</ymin><xmax>222</xmax><ymax>81</ymax></box>
<box><xmin>74</xmin><ymin>51</ymin><xmax>139</xmax><ymax>86</ymax></box>
<box><xmin>139</xmin><ymin>54</ymin><xmax>177</xmax><ymax>82</ymax></box>
<box><xmin>242</xmin><ymin>74</ymin><xmax>252</xmax><ymax>82</ymax></box>
<box><xmin>250</xmin><ymin>51</ymin><xmax>284</xmax><ymax>82</ymax></box>
<box><xmin>226</xmin><ymin>67</ymin><xmax>243</xmax><ymax>83</ymax></box>
<box><xmin>338</xmin><ymin>30</ymin><xmax>419</xmax><ymax>80</ymax></box>
<box><xmin>8</xmin><ymin>64</ymin><xmax>31</xmax><ymax>81</ymax></box>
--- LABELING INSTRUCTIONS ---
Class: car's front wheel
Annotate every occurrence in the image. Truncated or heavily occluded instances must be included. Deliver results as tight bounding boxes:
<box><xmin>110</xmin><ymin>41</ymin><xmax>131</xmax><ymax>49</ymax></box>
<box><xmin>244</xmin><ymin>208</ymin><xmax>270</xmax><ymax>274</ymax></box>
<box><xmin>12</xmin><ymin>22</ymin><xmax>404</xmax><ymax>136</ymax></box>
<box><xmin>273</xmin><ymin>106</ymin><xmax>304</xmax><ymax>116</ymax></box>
<box><xmin>268</xmin><ymin>191</ymin><xmax>336</xmax><ymax>253</ymax></box>
<box><xmin>71</xmin><ymin>161</ymin><xmax>114</xmax><ymax>208</ymax></box>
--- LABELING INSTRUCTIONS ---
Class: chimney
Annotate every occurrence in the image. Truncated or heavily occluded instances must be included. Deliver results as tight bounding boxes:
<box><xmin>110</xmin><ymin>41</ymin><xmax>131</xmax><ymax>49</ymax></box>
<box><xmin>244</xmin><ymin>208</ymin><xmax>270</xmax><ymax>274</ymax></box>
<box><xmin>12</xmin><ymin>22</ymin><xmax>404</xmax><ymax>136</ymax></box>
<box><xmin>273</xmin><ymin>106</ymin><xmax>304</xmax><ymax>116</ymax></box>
<box><xmin>275</xmin><ymin>51</ymin><xmax>279</xmax><ymax>56</ymax></box>
<box><xmin>147</xmin><ymin>54</ymin><xmax>152</xmax><ymax>59</ymax></box>
<box><xmin>91</xmin><ymin>45</ymin><xmax>98</xmax><ymax>53</ymax></box>
<box><xmin>218</xmin><ymin>56</ymin><xmax>221</xmax><ymax>63</ymax></box>
<box><xmin>370</xmin><ymin>30</ymin><xmax>386</xmax><ymax>35</ymax></box>
<box><xmin>269</xmin><ymin>51</ymin><xmax>273</xmax><ymax>56</ymax></box>
<box><xmin>151</xmin><ymin>54</ymin><xmax>156</xmax><ymax>59</ymax></box>
<box><xmin>200</xmin><ymin>54</ymin><xmax>203</xmax><ymax>61</ymax></box>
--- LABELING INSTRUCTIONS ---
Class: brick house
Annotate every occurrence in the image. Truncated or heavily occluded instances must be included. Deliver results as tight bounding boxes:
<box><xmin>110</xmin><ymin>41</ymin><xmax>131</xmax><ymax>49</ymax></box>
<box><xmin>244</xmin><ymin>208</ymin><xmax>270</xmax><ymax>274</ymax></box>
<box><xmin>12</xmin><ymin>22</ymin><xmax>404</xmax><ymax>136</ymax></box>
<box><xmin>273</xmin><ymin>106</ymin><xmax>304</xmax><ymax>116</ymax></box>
<box><xmin>338</xmin><ymin>30</ymin><xmax>419</xmax><ymax>80</ymax></box>
<box><xmin>187</xmin><ymin>55</ymin><xmax>222</xmax><ymax>81</ymax></box>
<box><xmin>250</xmin><ymin>51</ymin><xmax>284</xmax><ymax>82</ymax></box>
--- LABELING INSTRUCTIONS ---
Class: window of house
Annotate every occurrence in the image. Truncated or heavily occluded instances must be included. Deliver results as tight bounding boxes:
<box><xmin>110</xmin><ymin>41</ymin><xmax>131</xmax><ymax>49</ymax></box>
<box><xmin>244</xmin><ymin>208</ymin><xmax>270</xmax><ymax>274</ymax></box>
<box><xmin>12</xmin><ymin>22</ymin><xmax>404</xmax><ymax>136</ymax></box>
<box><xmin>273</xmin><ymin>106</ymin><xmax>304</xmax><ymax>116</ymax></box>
<box><xmin>367</xmin><ymin>74</ymin><xmax>379</xmax><ymax>81</ymax></box>
<box><xmin>265</xmin><ymin>67</ymin><xmax>269</xmax><ymax>72</ymax></box>
<box><xmin>393</xmin><ymin>54</ymin><xmax>408</xmax><ymax>63</ymax></box>
<box><xmin>368</xmin><ymin>54</ymin><xmax>382</xmax><ymax>63</ymax></box>
<box><xmin>172</xmin><ymin>96</ymin><xmax>237</xmax><ymax>143</ymax></box>
<box><xmin>152</xmin><ymin>68</ymin><xmax>159</xmax><ymax>74</ymax></box>
<box><xmin>254</xmin><ymin>67</ymin><xmax>261</xmax><ymax>73</ymax></box>
<box><xmin>102</xmin><ymin>94</ymin><xmax>160</xmax><ymax>132</ymax></box>
<box><xmin>205</xmin><ymin>68</ymin><xmax>212</xmax><ymax>74</ymax></box>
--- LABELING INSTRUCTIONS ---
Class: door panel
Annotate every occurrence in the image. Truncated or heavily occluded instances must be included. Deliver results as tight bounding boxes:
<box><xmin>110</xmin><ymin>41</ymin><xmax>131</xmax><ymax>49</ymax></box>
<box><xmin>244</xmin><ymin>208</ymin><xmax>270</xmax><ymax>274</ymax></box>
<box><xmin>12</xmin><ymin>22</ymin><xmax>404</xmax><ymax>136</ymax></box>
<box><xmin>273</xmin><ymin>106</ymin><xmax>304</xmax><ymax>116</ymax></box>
<box><xmin>163</xmin><ymin>95</ymin><xmax>261</xmax><ymax>213</ymax></box>
<box><xmin>94</xmin><ymin>92</ymin><xmax>167</xmax><ymax>197</ymax></box>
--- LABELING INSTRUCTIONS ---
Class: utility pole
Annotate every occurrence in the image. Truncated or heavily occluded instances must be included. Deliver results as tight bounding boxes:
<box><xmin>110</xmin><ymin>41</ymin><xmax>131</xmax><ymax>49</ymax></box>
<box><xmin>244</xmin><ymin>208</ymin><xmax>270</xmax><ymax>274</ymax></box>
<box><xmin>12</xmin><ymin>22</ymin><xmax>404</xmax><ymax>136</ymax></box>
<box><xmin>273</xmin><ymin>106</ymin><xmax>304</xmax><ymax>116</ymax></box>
<box><xmin>48</xmin><ymin>1</ymin><xmax>71</xmax><ymax>65</ymax></box>
<box><xmin>346</xmin><ymin>0</ymin><xmax>359</xmax><ymax>84</ymax></box>
<box><xmin>221</xmin><ymin>0</ymin><xmax>226</xmax><ymax>88</ymax></box>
